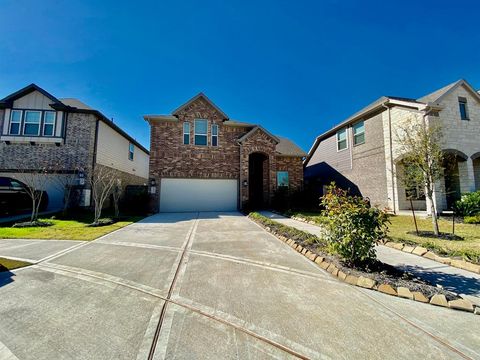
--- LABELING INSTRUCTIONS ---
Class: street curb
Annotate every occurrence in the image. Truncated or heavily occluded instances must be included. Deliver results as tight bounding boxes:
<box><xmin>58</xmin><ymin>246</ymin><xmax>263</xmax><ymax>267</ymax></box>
<box><xmin>250</xmin><ymin>215</ymin><xmax>479</xmax><ymax>316</ymax></box>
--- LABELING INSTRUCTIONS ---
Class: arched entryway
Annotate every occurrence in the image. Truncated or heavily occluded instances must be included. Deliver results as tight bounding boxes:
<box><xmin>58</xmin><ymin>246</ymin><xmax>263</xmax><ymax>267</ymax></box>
<box><xmin>248</xmin><ymin>152</ymin><xmax>269</xmax><ymax>209</ymax></box>
<box><xmin>443</xmin><ymin>150</ymin><xmax>468</xmax><ymax>209</ymax></box>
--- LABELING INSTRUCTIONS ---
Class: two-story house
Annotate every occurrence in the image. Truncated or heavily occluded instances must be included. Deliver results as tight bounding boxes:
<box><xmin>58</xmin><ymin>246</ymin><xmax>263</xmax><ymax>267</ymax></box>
<box><xmin>304</xmin><ymin>79</ymin><xmax>480</xmax><ymax>215</ymax></box>
<box><xmin>0</xmin><ymin>83</ymin><xmax>149</xmax><ymax>211</ymax></box>
<box><xmin>145</xmin><ymin>93</ymin><xmax>306</xmax><ymax>212</ymax></box>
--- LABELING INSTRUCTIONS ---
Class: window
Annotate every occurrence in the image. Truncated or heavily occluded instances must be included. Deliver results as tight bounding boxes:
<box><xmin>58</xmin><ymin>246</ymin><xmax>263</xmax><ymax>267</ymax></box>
<box><xmin>211</xmin><ymin>124</ymin><xmax>218</xmax><ymax>146</ymax></box>
<box><xmin>337</xmin><ymin>128</ymin><xmax>348</xmax><ymax>151</ymax></box>
<box><xmin>23</xmin><ymin>111</ymin><xmax>41</xmax><ymax>135</ymax></box>
<box><xmin>353</xmin><ymin>121</ymin><xmax>365</xmax><ymax>145</ymax></box>
<box><xmin>405</xmin><ymin>185</ymin><xmax>426</xmax><ymax>201</ymax></box>
<box><xmin>459</xmin><ymin>97</ymin><xmax>469</xmax><ymax>120</ymax></box>
<box><xmin>43</xmin><ymin>111</ymin><xmax>56</xmax><ymax>136</ymax></box>
<box><xmin>194</xmin><ymin>119</ymin><xmax>208</xmax><ymax>146</ymax></box>
<box><xmin>183</xmin><ymin>122</ymin><xmax>190</xmax><ymax>145</ymax></box>
<box><xmin>277</xmin><ymin>171</ymin><xmax>289</xmax><ymax>188</ymax></box>
<box><xmin>9</xmin><ymin>110</ymin><xmax>22</xmax><ymax>135</ymax></box>
<box><xmin>128</xmin><ymin>143</ymin><xmax>134</xmax><ymax>161</ymax></box>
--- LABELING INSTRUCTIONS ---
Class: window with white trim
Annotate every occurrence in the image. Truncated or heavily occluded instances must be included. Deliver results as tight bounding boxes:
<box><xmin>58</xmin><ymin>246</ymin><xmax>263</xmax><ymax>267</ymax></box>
<box><xmin>43</xmin><ymin>111</ymin><xmax>56</xmax><ymax>136</ymax></box>
<box><xmin>277</xmin><ymin>171</ymin><xmax>289</xmax><ymax>188</ymax></box>
<box><xmin>9</xmin><ymin>110</ymin><xmax>22</xmax><ymax>135</ymax></box>
<box><xmin>128</xmin><ymin>143</ymin><xmax>134</xmax><ymax>161</ymax></box>
<box><xmin>23</xmin><ymin>111</ymin><xmax>41</xmax><ymax>135</ymax></box>
<box><xmin>337</xmin><ymin>128</ymin><xmax>348</xmax><ymax>151</ymax></box>
<box><xmin>211</xmin><ymin>124</ymin><xmax>218</xmax><ymax>146</ymax></box>
<box><xmin>183</xmin><ymin>122</ymin><xmax>190</xmax><ymax>145</ymax></box>
<box><xmin>194</xmin><ymin>119</ymin><xmax>208</xmax><ymax>146</ymax></box>
<box><xmin>353</xmin><ymin>121</ymin><xmax>365</xmax><ymax>145</ymax></box>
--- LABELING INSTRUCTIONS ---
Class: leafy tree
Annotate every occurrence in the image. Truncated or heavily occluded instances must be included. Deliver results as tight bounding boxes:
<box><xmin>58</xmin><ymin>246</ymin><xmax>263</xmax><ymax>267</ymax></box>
<box><xmin>395</xmin><ymin>117</ymin><xmax>444</xmax><ymax>236</ymax></box>
<box><xmin>321</xmin><ymin>184</ymin><xmax>389</xmax><ymax>267</ymax></box>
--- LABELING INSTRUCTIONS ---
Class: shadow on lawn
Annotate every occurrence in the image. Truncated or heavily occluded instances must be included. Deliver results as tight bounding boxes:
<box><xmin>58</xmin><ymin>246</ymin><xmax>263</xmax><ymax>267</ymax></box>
<box><xmin>400</xmin><ymin>264</ymin><xmax>480</xmax><ymax>296</ymax></box>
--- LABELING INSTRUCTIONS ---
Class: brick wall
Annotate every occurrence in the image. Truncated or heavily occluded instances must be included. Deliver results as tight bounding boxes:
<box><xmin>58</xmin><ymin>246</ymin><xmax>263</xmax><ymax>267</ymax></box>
<box><xmin>275</xmin><ymin>156</ymin><xmax>304</xmax><ymax>191</ymax></box>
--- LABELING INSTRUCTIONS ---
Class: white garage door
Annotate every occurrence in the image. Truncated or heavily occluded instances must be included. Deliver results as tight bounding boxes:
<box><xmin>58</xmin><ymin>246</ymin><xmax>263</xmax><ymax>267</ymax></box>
<box><xmin>160</xmin><ymin>178</ymin><xmax>238</xmax><ymax>212</ymax></box>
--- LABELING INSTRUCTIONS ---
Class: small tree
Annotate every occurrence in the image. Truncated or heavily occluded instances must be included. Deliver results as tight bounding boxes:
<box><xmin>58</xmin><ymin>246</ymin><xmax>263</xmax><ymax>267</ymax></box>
<box><xmin>50</xmin><ymin>165</ymin><xmax>81</xmax><ymax>217</ymax></box>
<box><xmin>90</xmin><ymin>166</ymin><xmax>117</xmax><ymax>224</ymax></box>
<box><xmin>14</xmin><ymin>162</ymin><xmax>50</xmax><ymax>223</ymax></box>
<box><xmin>321</xmin><ymin>184</ymin><xmax>389</xmax><ymax>267</ymax></box>
<box><xmin>395</xmin><ymin>117</ymin><xmax>444</xmax><ymax>236</ymax></box>
<box><xmin>112</xmin><ymin>178</ymin><xmax>122</xmax><ymax>218</ymax></box>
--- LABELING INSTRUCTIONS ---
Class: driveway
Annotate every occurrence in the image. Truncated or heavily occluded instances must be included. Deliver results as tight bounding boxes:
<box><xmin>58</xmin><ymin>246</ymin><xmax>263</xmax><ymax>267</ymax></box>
<box><xmin>0</xmin><ymin>212</ymin><xmax>478</xmax><ymax>359</ymax></box>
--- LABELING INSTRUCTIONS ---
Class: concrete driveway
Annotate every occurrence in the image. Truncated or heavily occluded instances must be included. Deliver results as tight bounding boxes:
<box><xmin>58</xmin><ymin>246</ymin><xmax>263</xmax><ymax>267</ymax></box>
<box><xmin>0</xmin><ymin>212</ymin><xmax>478</xmax><ymax>359</ymax></box>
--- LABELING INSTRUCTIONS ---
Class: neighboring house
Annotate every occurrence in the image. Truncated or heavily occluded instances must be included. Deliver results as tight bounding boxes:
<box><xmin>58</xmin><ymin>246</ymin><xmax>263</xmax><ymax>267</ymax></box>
<box><xmin>305</xmin><ymin>79</ymin><xmax>480</xmax><ymax>214</ymax></box>
<box><xmin>0</xmin><ymin>84</ymin><xmax>149</xmax><ymax>211</ymax></box>
<box><xmin>145</xmin><ymin>93</ymin><xmax>306</xmax><ymax>212</ymax></box>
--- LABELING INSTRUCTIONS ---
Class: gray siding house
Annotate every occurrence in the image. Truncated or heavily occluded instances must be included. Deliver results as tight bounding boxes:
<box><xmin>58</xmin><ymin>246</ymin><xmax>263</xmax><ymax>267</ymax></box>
<box><xmin>305</xmin><ymin>79</ymin><xmax>480</xmax><ymax>214</ymax></box>
<box><xmin>0</xmin><ymin>84</ymin><xmax>149</xmax><ymax>211</ymax></box>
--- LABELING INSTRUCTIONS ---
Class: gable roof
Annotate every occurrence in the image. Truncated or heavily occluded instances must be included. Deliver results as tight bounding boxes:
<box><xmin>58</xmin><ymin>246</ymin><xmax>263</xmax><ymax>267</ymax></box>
<box><xmin>172</xmin><ymin>92</ymin><xmax>229</xmax><ymax>119</ymax></box>
<box><xmin>237</xmin><ymin>126</ymin><xmax>280</xmax><ymax>144</ymax></box>
<box><xmin>418</xmin><ymin>79</ymin><xmax>480</xmax><ymax>104</ymax></box>
<box><xmin>0</xmin><ymin>83</ymin><xmax>65</xmax><ymax>109</ymax></box>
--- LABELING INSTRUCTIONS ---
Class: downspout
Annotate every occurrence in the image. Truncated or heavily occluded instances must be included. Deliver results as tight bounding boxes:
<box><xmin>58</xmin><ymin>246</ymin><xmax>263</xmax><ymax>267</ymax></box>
<box><xmin>238</xmin><ymin>141</ymin><xmax>242</xmax><ymax>211</ymax></box>
<box><xmin>382</xmin><ymin>103</ymin><xmax>396</xmax><ymax>214</ymax></box>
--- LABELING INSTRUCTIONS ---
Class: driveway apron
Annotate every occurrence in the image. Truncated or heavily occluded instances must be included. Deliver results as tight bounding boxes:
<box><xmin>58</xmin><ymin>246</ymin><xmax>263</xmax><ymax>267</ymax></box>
<box><xmin>0</xmin><ymin>212</ymin><xmax>478</xmax><ymax>359</ymax></box>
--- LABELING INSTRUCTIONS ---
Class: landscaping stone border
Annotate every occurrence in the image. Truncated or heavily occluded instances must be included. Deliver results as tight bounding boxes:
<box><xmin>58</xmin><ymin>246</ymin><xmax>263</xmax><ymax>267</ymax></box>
<box><xmin>252</xmin><ymin>216</ymin><xmax>479</xmax><ymax>316</ymax></box>
<box><xmin>286</xmin><ymin>213</ymin><xmax>480</xmax><ymax>275</ymax></box>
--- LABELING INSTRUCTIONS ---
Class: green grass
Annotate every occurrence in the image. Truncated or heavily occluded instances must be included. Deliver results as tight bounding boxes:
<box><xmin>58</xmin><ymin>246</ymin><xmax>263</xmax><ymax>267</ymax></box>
<box><xmin>388</xmin><ymin>215</ymin><xmax>480</xmax><ymax>263</ymax></box>
<box><xmin>288</xmin><ymin>210</ymin><xmax>480</xmax><ymax>263</ymax></box>
<box><xmin>0</xmin><ymin>214</ymin><xmax>144</xmax><ymax>241</ymax></box>
<box><xmin>0</xmin><ymin>257</ymin><xmax>31</xmax><ymax>272</ymax></box>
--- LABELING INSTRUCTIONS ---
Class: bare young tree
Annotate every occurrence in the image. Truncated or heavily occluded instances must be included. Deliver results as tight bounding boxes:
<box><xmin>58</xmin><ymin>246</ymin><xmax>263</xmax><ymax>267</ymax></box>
<box><xmin>395</xmin><ymin>117</ymin><xmax>444</xmax><ymax>236</ymax></box>
<box><xmin>14</xmin><ymin>164</ymin><xmax>50</xmax><ymax>223</ymax></box>
<box><xmin>112</xmin><ymin>178</ymin><xmax>123</xmax><ymax>218</ymax></box>
<box><xmin>50</xmin><ymin>164</ymin><xmax>81</xmax><ymax>217</ymax></box>
<box><xmin>90</xmin><ymin>165</ymin><xmax>118</xmax><ymax>224</ymax></box>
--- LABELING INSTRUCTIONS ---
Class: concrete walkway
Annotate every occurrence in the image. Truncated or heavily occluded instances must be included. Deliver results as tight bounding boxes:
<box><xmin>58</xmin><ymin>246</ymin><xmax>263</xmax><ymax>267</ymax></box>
<box><xmin>259</xmin><ymin>211</ymin><xmax>480</xmax><ymax>305</ymax></box>
<box><xmin>0</xmin><ymin>212</ymin><xmax>478</xmax><ymax>359</ymax></box>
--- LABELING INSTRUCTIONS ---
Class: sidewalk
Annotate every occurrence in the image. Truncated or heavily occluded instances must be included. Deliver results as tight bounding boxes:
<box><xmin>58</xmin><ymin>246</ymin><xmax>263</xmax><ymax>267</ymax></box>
<box><xmin>259</xmin><ymin>211</ymin><xmax>480</xmax><ymax>305</ymax></box>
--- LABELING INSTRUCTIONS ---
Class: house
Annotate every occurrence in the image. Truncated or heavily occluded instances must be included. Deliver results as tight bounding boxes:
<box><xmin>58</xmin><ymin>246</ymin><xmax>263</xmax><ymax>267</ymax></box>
<box><xmin>144</xmin><ymin>93</ymin><xmax>306</xmax><ymax>212</ymax></box>
<box><xmin>0</xmin><ymin>84</ymin><xmax>149</xmax><ymax>211</ymax></box>
<box><xmin>304</xmin><ymin>79</ymin><xmax>480</xmax><ymax>215</ymax></box>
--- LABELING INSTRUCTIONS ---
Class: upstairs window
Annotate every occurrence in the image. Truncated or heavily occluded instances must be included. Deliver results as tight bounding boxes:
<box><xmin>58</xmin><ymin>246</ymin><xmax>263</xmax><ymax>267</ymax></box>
<box><xmin>211</xmin><ymin>124</ymin><xmax>218</xmax><ymax>146</ymax></box>
<box><xmin>194</xmin><ymin>119</ymin><xmax>208</xmax><ymax>146</ymax></box>
<box><xmin>24</xmin><ymin>111</ymin><xmax>41</xmax><ymax>135</ymax></box>
<box><xmin>459</xmin><ymin>97</ymin><xmax>469</xmax><ymax>120</ymax></box>
<box><xmin>43</xmin><ymin>111</ymin><xmax>56</xmax><ymax>136</ymax></box>
<box><xmin>337</xmin><ymin>128</ymin><xmax>348</xmax><ymax>151</ymax></box>
<box><xmin>9</xmin><ymin>110</ymin><xmax>22</xmax><ymax>135</ymax></box>
<box><xmin>183</xmin><ymin>122</ymin><xmax>190</xmax><ymax>145</ymax></box>
<box><xmin>128</xmin><ymin>143</ymin><xmax>134</xmax><ymax>161</ymax></box>
<box><xmin>353</xmin><ymin>121</ymin><xmax>365</xmax><ymax>145</ymax></box>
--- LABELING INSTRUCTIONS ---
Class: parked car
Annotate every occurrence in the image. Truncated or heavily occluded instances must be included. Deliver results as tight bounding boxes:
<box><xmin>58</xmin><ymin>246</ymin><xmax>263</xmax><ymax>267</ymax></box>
<box><xmin>0</xmin><ymin>177</ymin><xmax>48</xmax><ymax>216</ymax></box>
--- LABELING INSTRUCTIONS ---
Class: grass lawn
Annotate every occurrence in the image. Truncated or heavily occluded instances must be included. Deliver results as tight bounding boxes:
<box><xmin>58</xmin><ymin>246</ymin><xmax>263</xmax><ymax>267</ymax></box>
<box><xmin>286</xmin><ymin>210</ymin><xmax>480</xmax><ymax>263</ymax></box>
<box><xmin>388</xmin><ymin>215</ymin><xmax>480</xmax><ymax>263</ymax></box>
<box><xmin>0</xmin><ymin>257</ymin><xmax>31</xmax><ymax>272</ymax></box>
<box><xmin>0</xmin><ymin>214</ymin><xmax>144</xmax><ymax>241</ymax></box>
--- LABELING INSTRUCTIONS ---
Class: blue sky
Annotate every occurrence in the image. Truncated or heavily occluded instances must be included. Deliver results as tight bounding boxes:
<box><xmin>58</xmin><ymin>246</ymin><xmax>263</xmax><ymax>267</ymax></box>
<box><xmin>1</xmin><ymin>0</ymin><xmax>479</xmax><ymax>152</ymax></box>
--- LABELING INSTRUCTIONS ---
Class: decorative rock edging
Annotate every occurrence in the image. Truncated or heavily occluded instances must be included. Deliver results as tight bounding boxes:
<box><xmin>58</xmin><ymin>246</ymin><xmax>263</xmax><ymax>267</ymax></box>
<box><xmin>382</xmin><ymin>241</ymin><xmax>480</xmax><ymax>275</ymax></box>
<box><xmin>252</xmin><ymin>216</ymin><xmax>479</xmax><ymax>316</ymax></box>
<box><xmin>281</xmin><ymin>212</ymin><xmax>480</xmax><ymax>275</ymax></box>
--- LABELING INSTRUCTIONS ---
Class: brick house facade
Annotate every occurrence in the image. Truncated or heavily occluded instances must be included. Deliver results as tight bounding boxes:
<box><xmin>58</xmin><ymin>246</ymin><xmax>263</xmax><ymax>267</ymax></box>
<box><xmin>145</xmin><ymin>93</ymin><xmax>306</xmax><ymax>212</ymax></box>
<box><xmin>0</xmin><ymin>84</ymin><xmax>149</xmax><ymax>211</ymax></box>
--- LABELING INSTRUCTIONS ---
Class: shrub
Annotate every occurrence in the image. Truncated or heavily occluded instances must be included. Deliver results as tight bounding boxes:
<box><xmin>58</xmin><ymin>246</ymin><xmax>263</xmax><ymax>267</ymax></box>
<box><xmin>464</xmin><ymin>214</ymin><xmax>480</xmax><ymax>224</ymax></box>
<box><xmin>455</xmin><ymin>191</ymin><xmax>480</xmax><ymax>216</ymax></box>
<box><xmin>12</xmin><ymin>220</ymin><xmax>53</xmax><ymax>228</ymax></box>
<box><xmin>320</xmin><ymin>183</ymin><xmax>389</xmax><ymax>267</ymax></box>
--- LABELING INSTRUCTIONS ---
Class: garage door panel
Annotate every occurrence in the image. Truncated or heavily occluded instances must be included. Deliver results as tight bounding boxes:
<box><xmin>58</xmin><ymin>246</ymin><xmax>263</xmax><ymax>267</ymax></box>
<box><xmin>160</xmin><ymin>179</ymin><xmax>238</xmax><ymax>212</ymax></box>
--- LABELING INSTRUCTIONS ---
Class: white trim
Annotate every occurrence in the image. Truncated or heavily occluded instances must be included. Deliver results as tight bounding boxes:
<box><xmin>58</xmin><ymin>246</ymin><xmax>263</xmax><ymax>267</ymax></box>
<box><xmin>194</xmin><ymin>118</ymin><xmax>208</xmax><ymax>146</ymax></box>
<box><xmin>9</xmin><ymin>109</ymin><xmax>22</xmax><ymax>135</ymax></box>
<box><xmin>352</xmin><ymin>120</ymin><xmax>365</xmax><ymax>146</ymax></box>
<box><xmin>336</xmin><ymin>127</ymin><xmax>348</xmax><ymax>152</ymax></box>
<box><xmin>128</xmin><ymin>142</ymin><xmax>135</xmax><ymax>161</ymax></box>
<box><xmin>23</xmin><ymin>110</ymin><xmax>41</xmax><ymax>136</ymax></box>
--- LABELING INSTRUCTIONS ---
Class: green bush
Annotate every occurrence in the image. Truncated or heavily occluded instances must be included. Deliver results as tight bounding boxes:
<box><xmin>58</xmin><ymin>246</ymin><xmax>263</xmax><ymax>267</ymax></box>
<box><xmin>464</xmin><ymin>214</ymin><xmax>480</xmax><ymax>224</ymax></box>
<box><xmin>321</xmin><ymin>183</ymin><xmax>389</xmax><ymax>267</ymax></box>
<box><xmin>455</xmin><ymin>191</ymin><xmax>480</xmax><ymax>216</ymax></box>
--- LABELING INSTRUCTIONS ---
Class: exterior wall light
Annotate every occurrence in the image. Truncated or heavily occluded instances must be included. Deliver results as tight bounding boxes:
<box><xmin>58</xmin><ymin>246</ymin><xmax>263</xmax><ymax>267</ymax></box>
<box><xmin>243</xmin><ymin>180</ymin><xmax>248</xmax><ymax>187</ymax></box>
